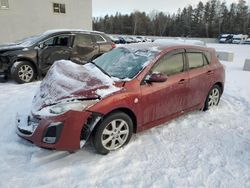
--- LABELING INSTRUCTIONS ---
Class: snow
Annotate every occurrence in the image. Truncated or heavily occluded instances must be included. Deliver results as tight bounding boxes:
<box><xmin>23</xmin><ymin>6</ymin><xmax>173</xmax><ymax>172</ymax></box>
<box><xmin>32</xmin><ymin>60</ymin><xmax>120</xmax><ymax>114</ymax></box>
<box><xmin>0</xmin><ymin>44</ymin><xmax>250</xmax><ymax>187</ymax></box>
<box><xmin>95</xmin><ymin>86</ymin><xmax>121</xmax><ymax>98</ymax></box>
<box><xmin>154</xmin><ymin>38</ymin><xmax>206</xmax><ymax>46</ymax></box>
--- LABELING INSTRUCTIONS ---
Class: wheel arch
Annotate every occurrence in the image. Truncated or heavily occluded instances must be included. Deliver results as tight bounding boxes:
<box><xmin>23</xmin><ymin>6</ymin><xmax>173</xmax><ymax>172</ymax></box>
<box><xmin>102</xmin><ymin>108</ymin><xmax>138</xmax><ymax>133</ymax></box>
<box><xmin>80</xmin><ymin>107</ymin><xmax>138</xmax><ymax>146</ymax></box>
<box><xmin>12</xmin><ymin>58</ymin><xmax>38</xmax><ymax>74</ymax></box>
<box><xmin>213</xmin><ymin>82</ymin><xmax>224</xmax><ymax>94</ymax></box>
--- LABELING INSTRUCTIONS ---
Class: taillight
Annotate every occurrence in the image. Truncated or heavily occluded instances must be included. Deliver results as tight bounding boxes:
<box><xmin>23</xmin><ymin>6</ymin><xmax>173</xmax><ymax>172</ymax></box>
<box><xmin>111</xmin><ymin>42</ymin><xmax>116</xmax><ymax>49</ymax></box>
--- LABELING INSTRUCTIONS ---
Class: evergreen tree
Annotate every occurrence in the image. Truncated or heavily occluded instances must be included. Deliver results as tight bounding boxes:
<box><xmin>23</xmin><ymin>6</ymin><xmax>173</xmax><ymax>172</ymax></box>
<box><xmin>92</xmin><ymin>0</ymin><xmax>250</xmax><ymax>37</ymax></box>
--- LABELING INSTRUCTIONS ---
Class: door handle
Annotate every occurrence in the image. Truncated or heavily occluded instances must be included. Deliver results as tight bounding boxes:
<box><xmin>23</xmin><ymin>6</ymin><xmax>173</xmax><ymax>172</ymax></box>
<box><xmin>207</xmin><ymin>70</ymin><xmax>214</xmax><ymax>75</ymax></box>
<box><xmin>178</xmin><ymin>79</ymin><xmax>185</xmax><ymax>84</ymax></box>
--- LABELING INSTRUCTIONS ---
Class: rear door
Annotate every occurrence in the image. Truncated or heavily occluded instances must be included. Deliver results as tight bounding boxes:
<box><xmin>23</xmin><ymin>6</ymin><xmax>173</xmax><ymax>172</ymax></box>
<box><xmin>70</xmin><ymin>33</ymin><xmax>99</xmax><ymax>64</ymax></box>
<box><xmin>140</xmin><ymin>49</ymin><xmax>189</xmax><ymax>127</ymax></box>
<box><xmin>185</xmin><ymin>49</ymin><xmax>213</xmax><ymax>108</ymax></box>
<box><xmin>38</xmin><ymin>34</ymin><xmax>72</xmax><ymax>73</ymax></box>
<box><xmin>92</xmin><ymin>34</ymin><xmax>112</xmax><ymax>54</ymax></box>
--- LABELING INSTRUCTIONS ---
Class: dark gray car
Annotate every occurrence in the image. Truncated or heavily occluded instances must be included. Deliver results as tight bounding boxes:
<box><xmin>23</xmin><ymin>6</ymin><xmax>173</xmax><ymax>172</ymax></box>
<box><xmin>0</xmin><ymin>29</ymin><xmax>115</xmax><ymax>83</ymax></box>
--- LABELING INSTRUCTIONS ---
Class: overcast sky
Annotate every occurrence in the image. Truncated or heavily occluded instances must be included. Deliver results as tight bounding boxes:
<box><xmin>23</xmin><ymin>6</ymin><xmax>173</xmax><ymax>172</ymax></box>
<box><xmin>93</xmin><ymin>0</ymin><xmax>241</xmax><ymax>17</ymax></box>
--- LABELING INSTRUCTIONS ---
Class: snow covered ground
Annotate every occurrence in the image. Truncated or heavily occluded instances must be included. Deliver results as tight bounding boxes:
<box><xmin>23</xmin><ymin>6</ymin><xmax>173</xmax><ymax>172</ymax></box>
<box><xmin>0</xmin><ymin>44</ymin><xmax>250</xmax><ymax>188</ymax></box>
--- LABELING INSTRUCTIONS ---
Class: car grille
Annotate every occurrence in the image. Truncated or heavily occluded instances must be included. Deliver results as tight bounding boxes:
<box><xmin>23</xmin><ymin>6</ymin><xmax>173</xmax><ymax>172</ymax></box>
<box><xmin>18</xmin><ymin>116</ymin><xmax>40</xmax><ymax>136</ymax></box>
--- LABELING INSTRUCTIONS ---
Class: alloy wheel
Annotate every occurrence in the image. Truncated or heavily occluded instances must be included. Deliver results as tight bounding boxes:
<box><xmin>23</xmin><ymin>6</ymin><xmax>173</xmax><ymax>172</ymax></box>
<box><xmin>18</xmin><ymin>65</ymin><xmax>34</xmax><ymax>82</ymax></box>
<box><xmin>101</xmin><ymin>119</ymin><xmax>129</xmax><ymax>150</ymax></box>
<box><xmin>208</xmin><ymin>87</ymin><xmax>220</xmax><ymax>108</ymax></box>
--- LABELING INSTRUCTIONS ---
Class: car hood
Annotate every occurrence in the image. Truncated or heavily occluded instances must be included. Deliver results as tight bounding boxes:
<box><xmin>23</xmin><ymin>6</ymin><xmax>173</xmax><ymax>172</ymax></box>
<box><xmin>0</xmin><ymin>43</ymin><xmax>25</xmax><ymax>53</ymax></box>
<box><xmin>32</xmin><ymin>60</ymin><xmax>122</xmax><ymax>112</ymax></box>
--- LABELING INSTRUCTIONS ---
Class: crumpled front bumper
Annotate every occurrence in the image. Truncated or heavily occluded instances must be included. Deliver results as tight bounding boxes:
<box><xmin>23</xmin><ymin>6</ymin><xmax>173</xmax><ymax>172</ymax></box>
<box><xmin>0</xmin><ymin>62</ymin><xmax>8</xmax><ymax>82</ymax></box>
<box><xmin>16</xmin><ymin>110</ymin><xmax>93</xmax><ymax>151</ymax></box>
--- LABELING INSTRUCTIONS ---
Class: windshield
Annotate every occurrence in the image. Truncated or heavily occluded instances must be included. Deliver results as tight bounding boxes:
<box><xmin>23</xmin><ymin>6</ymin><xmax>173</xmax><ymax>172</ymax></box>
<box><xmin>93</xmin><ymin>47</ymin><xmax>157</xmax><ymax>79</ymax></box>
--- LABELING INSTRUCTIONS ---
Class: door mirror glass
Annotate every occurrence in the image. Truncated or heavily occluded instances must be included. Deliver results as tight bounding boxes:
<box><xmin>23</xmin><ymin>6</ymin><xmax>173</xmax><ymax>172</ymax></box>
<box><xmin>38</xmin><ymin>43</ymin><xmax>45</xmax><ymax>49</ymax></box>
<box><xmin>145</xmin><ymin>72</ymin><xmax>168</xmax><ymax>83</ymax></box>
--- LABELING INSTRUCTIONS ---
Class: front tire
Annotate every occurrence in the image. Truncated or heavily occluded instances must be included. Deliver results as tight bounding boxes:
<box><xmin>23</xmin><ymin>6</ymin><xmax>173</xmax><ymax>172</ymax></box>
<box><xmin>204</xmin><ymin>85</ymin><xmax>222</xmax><ymax>111</ymax></box>
<box><xmin>11</xmin><ymin>61</ymin><xmax>36</xmax><ymax>84</ymax></box>
<box><xmin>92</xmin><ymin>112</ymin><xmax>133</xmax><ymax>155</ymax></box>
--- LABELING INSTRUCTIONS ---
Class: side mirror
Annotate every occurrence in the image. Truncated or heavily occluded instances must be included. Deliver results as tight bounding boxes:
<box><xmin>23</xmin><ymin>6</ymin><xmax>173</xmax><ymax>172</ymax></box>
<box><xmin>36</xmin><ymin>43</ymin><xmax>46</xmax><ymax>49</ymax></box>
<box><xmin>145</xmin><ymin>72</ymin><xmax>168</xmax><ymax>83</ymax></box>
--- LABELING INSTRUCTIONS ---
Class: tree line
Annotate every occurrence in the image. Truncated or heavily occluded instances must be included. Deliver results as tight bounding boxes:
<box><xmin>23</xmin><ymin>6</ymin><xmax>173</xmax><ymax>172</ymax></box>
<box><xmin>93</xmin><ymin>0</ymin><xmax>250</xmax><ymax>38</ymax></box>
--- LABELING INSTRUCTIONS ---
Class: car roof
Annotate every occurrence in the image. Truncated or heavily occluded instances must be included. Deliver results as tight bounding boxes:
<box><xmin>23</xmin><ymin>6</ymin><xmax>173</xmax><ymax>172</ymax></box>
<box><xmin>119</xmin><ymin>42</ymin><xmax>213</xmax><ymax>53</ymax></box>
<box><xmin>42</xmin><ymin>29</ymin><xmax>105</xmax><ymax>36</ymax></box>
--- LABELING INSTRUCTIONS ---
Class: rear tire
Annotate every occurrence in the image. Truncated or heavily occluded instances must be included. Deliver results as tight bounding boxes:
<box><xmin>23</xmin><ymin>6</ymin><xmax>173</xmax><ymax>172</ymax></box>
<box><xmin>92</xmin><ymin>112</ymin><xmax>133</xmax><ymax>155</ymax></box>
<box><xmin>11</xmin><ymin>61</ymin><xmax>36</xmax><ymax>84</ymax></box>
<box><xmin>204</xmin><ymin>85</ymin><xmax>222</xmax><ymax>111</ymax></box>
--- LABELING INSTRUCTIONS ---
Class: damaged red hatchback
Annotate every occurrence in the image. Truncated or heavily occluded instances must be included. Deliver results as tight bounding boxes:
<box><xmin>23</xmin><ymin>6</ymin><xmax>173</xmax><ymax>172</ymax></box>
<box><xmin>17</xmin><ymin>43</ymin><xmax>225</xmax><ymax>154</ymax></box>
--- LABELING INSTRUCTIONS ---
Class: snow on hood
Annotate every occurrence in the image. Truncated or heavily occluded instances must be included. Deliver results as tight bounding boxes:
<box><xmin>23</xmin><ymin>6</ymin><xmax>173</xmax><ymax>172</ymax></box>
<box><xmin>32</xmin><ymin>60</ymin><xmax>121</xmax><ymax>111</ymax></box>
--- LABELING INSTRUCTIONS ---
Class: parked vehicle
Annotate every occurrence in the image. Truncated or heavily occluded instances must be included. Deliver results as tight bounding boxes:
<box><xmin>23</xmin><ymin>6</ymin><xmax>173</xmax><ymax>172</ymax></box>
<box><xmin>136</xmin><ymin>36</ymin><xmax>146</xmax><ymax>42</ymax></box>
<box><xmin>17</xmin><ymin>43</ymin><xmax>225</xmax><ymax>154</ymax></box>
<box><xmin>146</xmin><ymin>38</ymin><xmax>154</xmax><ymax>42</ymax></box>
<box><xmin>129</xmin><ymin>36</ymin><xmax>143</xmax><ymax>43</ymax></box>
<box><xmin>123</xmin><ymin>36</ymin><xmax>134</xmax><ymax>43</ymax></box>
<box><xmin>117</xmin><ymin>36</ymin><xmax>127</xmax><ymax>44</ymax></box>
<box><xmin>232</xmin><ymin>34</ymin><xmax>248</xmax><ymax>44</ymax></box>
<box><xmin>129</xmin><ymin>36</ymin><xmax>138</xmax><ymax>43</ymax></box>
<box><xmin>218</xmin><ymin>34</ymin><xmax>233</xmax><ymax>43</ymax></box>
<box><xmin>0</xmin><ymin>29</ymin><xmax>115</xmax><ymax>83</ymax></box>
<box><xmin>243</xmin><ymin>38</ymin><xmax>250</xmax><ymax>45</ymax></box>
<box><xmin>109</xmin><ymin>35</ymin><xmax>120</xmax><ymax>44</ymax></box>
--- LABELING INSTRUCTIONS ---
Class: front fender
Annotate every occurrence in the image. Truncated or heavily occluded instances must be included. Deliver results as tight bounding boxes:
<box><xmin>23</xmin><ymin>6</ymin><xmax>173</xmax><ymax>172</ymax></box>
<box><xmin>88</xmin><ymin>92</ymin><xmax>141</xmax><ymax>127</ymax></box>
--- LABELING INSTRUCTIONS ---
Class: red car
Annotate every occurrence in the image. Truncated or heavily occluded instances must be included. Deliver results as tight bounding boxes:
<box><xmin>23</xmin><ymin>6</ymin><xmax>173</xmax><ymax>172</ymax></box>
<box><xmin>16</xmin><ymin>43</ymin><xmax>225</xmax><ymax>154</ymax></box>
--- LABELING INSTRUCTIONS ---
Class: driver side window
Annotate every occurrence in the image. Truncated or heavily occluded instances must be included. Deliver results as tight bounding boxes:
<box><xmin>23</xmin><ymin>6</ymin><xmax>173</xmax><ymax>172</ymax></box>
<box><xmin>43</xmin><ymin>35</ymin><xmax>70</xmax><ymax>47</ymax></box>
<box><xmin>152</xmin><ymin>53</ymin><xmax>184</xmax><ymax>76</ymax></box>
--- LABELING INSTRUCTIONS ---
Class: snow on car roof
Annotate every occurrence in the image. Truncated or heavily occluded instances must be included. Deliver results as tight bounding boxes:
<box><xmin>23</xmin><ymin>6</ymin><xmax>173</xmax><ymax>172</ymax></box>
<box><xmin>221</xmin><ymin>34</ymin><xmax>231</xmax><ymax>37</ymax></box>
<box><xmin>119</xmin><ymin>39</ymin><xmax>208</xmax><ymax>54</ymax></box>
<box><xmin>43</xmin><ymin>29</ymin><xmax>104</xmax><ymax>35</ymax></box>
<box><xmin>153</xmin><ymin>38</ymin><xmax>206</xmax><ymax>46</ymax></box>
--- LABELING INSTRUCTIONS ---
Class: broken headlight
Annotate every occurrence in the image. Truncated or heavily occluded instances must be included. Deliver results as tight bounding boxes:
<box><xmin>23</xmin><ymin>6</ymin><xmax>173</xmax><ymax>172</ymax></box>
<box><xmin>50</xmin><ymin>100</ymin><xmax>98</xmax><ymax>115</ymax></box>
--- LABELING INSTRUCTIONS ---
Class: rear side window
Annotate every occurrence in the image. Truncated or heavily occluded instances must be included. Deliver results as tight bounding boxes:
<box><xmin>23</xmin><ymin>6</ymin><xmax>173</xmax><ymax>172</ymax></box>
<box><xmin>187</xmin><ymin>52</ymin><xmax>209</xmax><ymax>69</ymax></box>
<box><xmin>93</xmin><ymin>34</ymin><xmax>105</xmax><ymax>42</ymax></box>
<box><xmin>73</xmin><ymin>34</ymin><xmax>93</xmax><ymax>47</ymax></box>
<box><xmin>204</xmin><ymin>51</ymin><xmax>212</xmax><ymax>64</ymax></box>
<box><xmin>152</xmin><ymin>53</ymin><xmax>184</xmax><ymax>76</ymax></box>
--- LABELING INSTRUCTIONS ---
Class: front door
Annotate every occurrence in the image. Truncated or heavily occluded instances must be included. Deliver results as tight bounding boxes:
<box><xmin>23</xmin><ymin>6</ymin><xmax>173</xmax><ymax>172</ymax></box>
<box><xmin>140</xmin><ymin>49</ymin><xmax>189</xmax><ymax>128</ymax></box>
<box><xmin>38</xmin><ymin>34</ymin><xmax>72</xmax><ymax>73</ymax></box>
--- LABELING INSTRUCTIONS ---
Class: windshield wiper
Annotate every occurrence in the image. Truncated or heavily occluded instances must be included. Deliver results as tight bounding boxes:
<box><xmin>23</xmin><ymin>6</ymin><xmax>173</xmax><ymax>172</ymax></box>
<box><xmin>90</xmin><ymin>61</ymin><xmax>111</xmax><ymax>77</ymax></box>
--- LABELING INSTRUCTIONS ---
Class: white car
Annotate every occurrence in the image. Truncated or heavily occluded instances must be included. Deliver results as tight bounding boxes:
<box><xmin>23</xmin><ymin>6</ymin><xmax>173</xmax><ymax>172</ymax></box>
<box><xmin>243</xmin><ymin>38</ymin><xmax>250</xmax><ymax>45</ymax></box>
<box><xmin>232</xmin><ymin>34</ymin><xmax>248</xmax><ymax>44</ymax></box>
